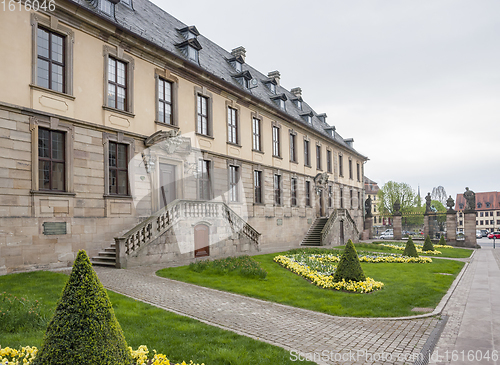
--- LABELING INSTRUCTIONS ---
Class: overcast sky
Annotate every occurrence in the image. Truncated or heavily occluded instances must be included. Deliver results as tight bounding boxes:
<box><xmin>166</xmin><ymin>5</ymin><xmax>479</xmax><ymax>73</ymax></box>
<box><xmin>152</xmin><ymin>0</ymin><xmax>500</xmax><ymax>201</ymax></box>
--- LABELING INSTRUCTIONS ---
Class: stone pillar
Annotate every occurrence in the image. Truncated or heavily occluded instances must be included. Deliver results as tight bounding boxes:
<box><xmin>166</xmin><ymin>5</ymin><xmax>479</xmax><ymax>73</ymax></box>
<box><xmin>424</xmin><ymin>215</ymin><xmax>430</xmax><ymax>239</ymax></box>
<box><xmin>363</xmin><ymin>217</ymin><xmax>373</xmax><ymax>240</ymax></box>
<box><xmin>463</xmin><ymin>212</ymin><xmax>477</xmax><ymax>248</ymax></box>
<box><xmin>424</xmin><ymin>213</ymin><xmax>437</xmax><ymax>240</ymax></box>
<box><xmin>393</xmin><ymin>215</ymin><xmax>402</xmax><ymax>240</ymax></box>
<box><xmin>446</xmin><ymin>211</ymin><xmax>457</xmax><ymax>243</ymax></box>
<box><xmin>115</xmin><ymin>237</ymin><xmax>127</xmax><ymax>269</ymax></box>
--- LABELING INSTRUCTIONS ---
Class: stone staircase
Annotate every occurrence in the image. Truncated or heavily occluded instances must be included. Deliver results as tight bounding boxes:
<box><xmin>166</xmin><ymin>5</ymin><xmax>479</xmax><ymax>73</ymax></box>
<box><xmin>91</xmin><ymin>243</ymin><xmax>117</xmax><ymax>267</ymax></box>
<box><xmin>301</xmin><ymin>217</ymin><xmax>329</xmax><ymax>246</ymax></box>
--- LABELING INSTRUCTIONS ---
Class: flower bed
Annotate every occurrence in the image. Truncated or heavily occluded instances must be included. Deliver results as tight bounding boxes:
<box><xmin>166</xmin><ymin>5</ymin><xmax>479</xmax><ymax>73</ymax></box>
<box><xmin>274</xmin><ymin>255</ymin><xmax>384</xmax><ymax>293</ymax></box>
<box><xmin>378</xmin><ymin>243</ymin><xmax>452</xmax><ymax>255</ymax></box>
<box><xmin>0</xmin><ymin>345</ymin><xmax>204</xmax><ymax>365</ymax></box>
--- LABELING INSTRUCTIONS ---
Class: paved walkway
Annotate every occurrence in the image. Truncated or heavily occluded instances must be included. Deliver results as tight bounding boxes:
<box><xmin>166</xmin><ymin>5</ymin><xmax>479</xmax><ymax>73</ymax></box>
<box><xmin>94</xmin><ymin>248</ymin><xmax>497</xmax><ymax>365</ymax></box>
<box><xmin>429</xmin><ymin>247</ymin><xmax>500</xmax><ymax>365</ymax></box>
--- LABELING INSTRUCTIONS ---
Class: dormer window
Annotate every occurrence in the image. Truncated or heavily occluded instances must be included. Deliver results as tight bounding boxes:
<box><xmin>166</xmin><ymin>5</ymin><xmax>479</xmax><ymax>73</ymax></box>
<box><xmin>477</xmin><ymin>203</ymin><xmax>482</xmax><ymax>208</ymax></box>
<box><xmin>228</xmin><ymin>56</ymin><xmax>244</xmax><ymax>73</ymax></box>
<box><xmin>99</xmin><ymin>0</ymin><xmax>115</xmax><ymax>15</ymax></box>
<box><xmin>292</xmin><ymin>98</ymin><xmax>303</xmax><ymax>110</ymax></box>
<box><xmin>232</xmin><ymin>70</ymin><xmax>252</xmax><ymax>89</ymax></box>
<box><xmin>270</xmin><ymin>94</ymin><xmax>287</xmax><ymax>110</ymax></box>
<box><xmin>301</xmin><ymin>112</ymin><xmax>313</xmax><ymax>124</ymax></box>
<box><xmin>264</xmin><ymin>80</ymin><xmax>277</xmax><ymax>94</ymax></box>
<box><xmin>176</xmin><ymin>38</ymin><xmax>202</xmax><ymax>63</ymax></box>
<box><xmin>178</xmin><ymin>26</ymin><xmax>200</xmax><ymax>40</ymax></box>
<box><xmin>486</xmin><ymin>202</ymin><xmax>491</xmax><ymax>208</ymax></box>
<box><xmin>317</xmin><ymin>113</ymin><xmax>327</xmax><ymax>124</ymax></box>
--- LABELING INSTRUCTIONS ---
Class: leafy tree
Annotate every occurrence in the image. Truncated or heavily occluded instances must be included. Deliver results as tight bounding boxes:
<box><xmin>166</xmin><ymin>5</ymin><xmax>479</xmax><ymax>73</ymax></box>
<box><xmin>333</xmin><ymin>240</ymin><xmax>366</xmax><ymax>283</ymax></box>
<box><xmin>33</xmin><ymin>250</ymin><xmax>133</xmax><ymax>365</ymax></box>
<box><xmin>403</xmin><ymin>237</ymin><xmax>419</xmax><ymax>257</ymax></box>
<box><xmin>377</xmin><ymin>181</ymin><xmax>416</xmax><ymax>216</ymax></box>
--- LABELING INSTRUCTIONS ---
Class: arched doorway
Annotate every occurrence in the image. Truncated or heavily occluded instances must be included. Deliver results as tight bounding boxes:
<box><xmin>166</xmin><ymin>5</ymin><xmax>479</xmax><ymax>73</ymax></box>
<box><xmin>194</xmin><ymin>223</ymin><xmax>209</xmax><ymax>257</ymax></box>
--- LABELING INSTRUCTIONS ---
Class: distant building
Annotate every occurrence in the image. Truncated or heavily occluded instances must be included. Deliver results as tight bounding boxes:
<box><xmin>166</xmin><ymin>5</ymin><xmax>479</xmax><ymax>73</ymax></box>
<box><xmin>364</xmin><ymin>177</ymin><xmax>388</xmax><ymax>229</ymax></box>
<box><xmin>455</xmin><ymin>192</ymin><xmax>500</xmax><ymax>233</ymax></box>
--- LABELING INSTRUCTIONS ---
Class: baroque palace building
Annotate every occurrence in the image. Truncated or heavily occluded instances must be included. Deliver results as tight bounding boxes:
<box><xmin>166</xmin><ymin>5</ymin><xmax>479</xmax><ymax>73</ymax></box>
<box><xmin>0</xmin><ymin>0</ymin><xmax>367</xmax><ymax>273</ymax></box>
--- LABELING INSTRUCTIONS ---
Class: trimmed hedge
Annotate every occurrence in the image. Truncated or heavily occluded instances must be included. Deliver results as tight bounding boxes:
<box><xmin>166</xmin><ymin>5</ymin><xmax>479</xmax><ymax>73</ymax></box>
<box><xmin>423</xmin><ymin>235</ymin><xmax>435</xmax><ymax>251</ymax></box>
<box><xmin>438</xmin><ymin>235</ymin><xmax>447</xmax><ymax>246</ymax></box>
<box><xmin>403</xmin><ymin>237</ymin><xmax>419</xmax><ymax>257</ymax></box>
<box><xmin>333</xmin><ymin>239</ymin><xmax>366</xmax><ymax>283</ymax></box>
<box><xmin>33</xmin><ymin>250</ymin><xmax>133</xmax><ymax>365</ymax></box>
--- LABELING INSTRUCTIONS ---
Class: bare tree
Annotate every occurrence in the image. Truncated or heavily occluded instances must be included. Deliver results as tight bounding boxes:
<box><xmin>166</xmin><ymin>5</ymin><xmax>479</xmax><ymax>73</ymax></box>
<box><xmin>431</xmin><ymin>186</ymin><xmax>447</xmax><ymax>205</ymax></box>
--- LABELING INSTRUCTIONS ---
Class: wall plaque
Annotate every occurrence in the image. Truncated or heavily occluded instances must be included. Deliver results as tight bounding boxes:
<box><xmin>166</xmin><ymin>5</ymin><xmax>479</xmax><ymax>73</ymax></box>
<box><xmin>43</xmin><ymin>222</ymin><xmax>67</xmax><ymax>235</ymax></box>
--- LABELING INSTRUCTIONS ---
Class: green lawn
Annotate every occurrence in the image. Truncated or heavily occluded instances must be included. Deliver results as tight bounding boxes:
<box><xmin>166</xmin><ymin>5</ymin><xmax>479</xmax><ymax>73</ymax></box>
<box><xmin>0</xmin><ymin>271</ymin><xmax>315</xmax><ymax>365</ymax></box>
<box><xmin>157</xmin><ymin>251</ymin><xmax>465</xmax><ymax>318</ymax></box>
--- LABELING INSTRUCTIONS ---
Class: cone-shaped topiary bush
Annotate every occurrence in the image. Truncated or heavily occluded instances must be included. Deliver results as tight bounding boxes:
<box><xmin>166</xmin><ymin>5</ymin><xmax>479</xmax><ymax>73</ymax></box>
<box><xmin>333</xmin><ymin>239</ymin><xmax>366</xmax><ymax>283</ymax></box>
<box><xmin>438</xmin><ymin>235</ymin><xmax>446</xmax><ymax>246</ymax></box>
<box><xmin>403</xmin><ymin>237</ymin><xmax>419</xmax><ymax>257</ymax></box>
<box><xmin>422</xmin><ymin>235</ymin><xmax>435</xmax><ymax>251</ymax></box>
<box><xmin>33</xmin><ymin>250</ymin><xmax>133</xmax><ymax>365</ymax></box>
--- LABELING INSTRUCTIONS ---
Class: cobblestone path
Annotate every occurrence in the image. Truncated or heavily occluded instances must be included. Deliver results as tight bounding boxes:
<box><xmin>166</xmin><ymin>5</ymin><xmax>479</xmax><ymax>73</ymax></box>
<box><xmin>96</xmin><ymin>266</ymin><xmax>440</xmax><ymax>365</ymax></box>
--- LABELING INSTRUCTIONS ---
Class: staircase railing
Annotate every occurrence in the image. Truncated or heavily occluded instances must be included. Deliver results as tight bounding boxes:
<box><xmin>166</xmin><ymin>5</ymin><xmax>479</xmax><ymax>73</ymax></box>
<box><xmin>320</xmin><ymin>209</ymin><xmax>339</xmax><ymax>245</ymax></box>
<box><xmin>114</xmin><ymin>199</ymin><xmax>260</xmax><ymax>267</ymax></box>
<box><xmin>320</xmin><ymin>208</ymin><xmax>360</xmax><ymax>245</ymax></box>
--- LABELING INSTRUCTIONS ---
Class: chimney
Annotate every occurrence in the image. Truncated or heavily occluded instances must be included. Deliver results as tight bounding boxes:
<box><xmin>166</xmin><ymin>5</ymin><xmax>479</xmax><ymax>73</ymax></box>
<box><xmin>344</xmin><ymin>138</ymin><xmax>354</xmax><ymax>147</ymax></box>
<box><xmin>291</xmin><ymin>87</ymin><xmax>302</xmax><ymax>98</ymax></box>
<box><xmin>231</xmin><ymin>46</ymin><xmax>246</xmax><ymax>62</ymax></box>
<box><xmin>267</xmin><ymin>70</ymin><xmax>281</xmax><ymax>86</ymax></box>
<box><xmin>317</xmin><ymin>113</ymin><xmax>327</xmax><ymax>123</ymax></box>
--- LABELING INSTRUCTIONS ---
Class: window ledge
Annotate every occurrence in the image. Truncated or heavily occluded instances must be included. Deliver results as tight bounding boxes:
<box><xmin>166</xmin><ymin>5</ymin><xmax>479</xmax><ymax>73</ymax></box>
<box><xmin>102</xmin><ymin>106</ymin><xmax>135</xmax><ymax>118</ymax></box>
<box><xmin>155</xmin><ymin>121</ymin><xmax>179</xmax><ymax>129</ymax></box>
<box><xmin>103</xmin><ymin>194</ymin><xmax>133</xmax><ymax>199</ymax></box>
<box><xmin>304</xmin><ymin>164</ymin><xmax>312</xmax><ymax>168</ymax></box>
<box><xmin>29</xmin><ymin>84</ymin><xmax>75</xmax><ymax>100</ymax></box>
<box><xmin>272</xmin><ymin>155</ymin><xmax>283</xmax><ymax>160</ymax></box>
<box><xmin>30</xmin><ymin>190</ymin><xmax>76</xmax><ymax>196</ymax></box>
<box><xmin>317</xmin><ymin>168</ymin><xmax>323</xmax><ymax>171</ymax></box>
<box><xmin>252</xmin><ymin>149</ymin><xmax>264</xmax><ymax>154</ymax></box>
<box><xmin>290</xmin><ymin>160</ymin><xmax>298</xmax><ymax>164</ymax></box>
<box><xmin>195</xmin><ymin>132</ymin><xmax>214</xmax><ymax>139</ymax></box>
<box><xmin>253</xmin><ymin>203</ymin><xmax>265</xmax><ymax>206</ymax></box>
<box><xmin>226</xmin><ymin>142</ymin><xmax>242</xmax><ymax>148</ymax></box>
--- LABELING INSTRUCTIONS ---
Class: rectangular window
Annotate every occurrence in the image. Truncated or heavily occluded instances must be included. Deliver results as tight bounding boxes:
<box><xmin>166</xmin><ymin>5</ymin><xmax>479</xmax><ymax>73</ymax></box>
<box><xmin>108</xmin><ymin>142</ymin><xmax>128</xmax><ymax>195</ymax></box>
<box><xmin>254</xmin><ymin>170</ymin><xmax>262</xmax><ymax>204</ymax></box>
<box><xmin>274</xmin><ymin>174</ymin><xmax>281</xmax><ymax>205</ymax></box>
<box><xmin>197</xmin><ymin>95</ymin><xmax>209</xmax><ymax>135</ymax></box>
<box><xmin>305</xmin><ymin>181</ymin><xmax>311</xmax><ymax>207</ymax></box>
<box><xmin>229</xmin><ymin>165</ymin><xmax>239</xmax><ymax>202</ymax></box>
<box><xmin>99</xmin><ymin>0</ymin><xmax>114</xmax><ymax>15</ymax></box>
<box><xmin>198</xmin><ymin>160</ymin><xmax>211</xmax><ymax>200</ymax></box>
<box><xmin>158</xmin><ymin>78</ymin><xmax>173</xmax><ymax>124</ymax></box>
<box><xmin>350</xmin><ymin>190</ymin><xmax>353</xmax><ymax>208</ymax></box>
<box><xmin>316</xmin><ymin>145</ymin><xmax>321</xmax><ymax>170</ymax></box>
<box><xmin>290</xmin><ymin>133</ymin><xmax>296</xmax><ymax>162</ymax></box>
<box><xmin>356</xmin><ymin>162</ymin><xmax>360</xmax><ymax>181</ymax></box>
<box><xmin>340</xmin><ymin>188</ymin><xmax>344</xmax><ymax>208</ymax></box>
<box><xmin>38</xmin><ymin>128</ymin><xmax>65</xmax><ymax>191</ymax></box>
<box><xmin>227</xmin><ymin>107</ymin><xmax>238</xmax><ymax>144</ymax></box>
<box><xmin>480</xmin><ymin>212</ymin><xmax>484</xmax><ymax>217</ymax></box>
<box><xmin>349</xmin><ymin>159</ymin><xmax>353</xmax><ymax>179</ymax></box>
<box><xmin>497</xmin><ymin>220</ymin><xmax>500</xmax><ymax>225</ymax></box>
<box><xmin>252</xmin><ymin>118</ymin><xmax>261</xmax><ymax>151</ymax></box>
<box><xmin>304</xmin><ymin>140</ymin><xmax>310</xmax><ymax>166</ymax></box>
<box><xmin>291</xmin><ymin>177</ymin><xmax>298</xmax><ymax>207</ymax></box>
<box><xmin>37</xmin><ymin>27</ymin><xmax>65</xmax><ymax>93</ymax></box>
<box><xmin>358</xmin><ymin>191</ymin><xmax>361</xmax><ymax>209</ymax></box>
<box><xmin>328</xmin><ymin>185</ymin><xmax>332</xmax><ymax>208</ymax></box>
<box><xmin>272</xmin><ymin>126</ymin><xmax>280</xmax><ymax>157</ymax></box>
<box><xmin>327</xmin><ymin>150</ymin><xmax>332</xmax><ymax>173</ymax></box>
<box><xmin>480</xmin><ymin>221</ymin><xmax>483</xmax><ymax>225</ymax></box>
<box><xmin>339</xmin><ymin>155</ymin><xmax>343</xmax><ymax>176</ymax></box>
<box><xmin>107</xmin><ymin>57</ymin><xmax>127</xmax><ymax>111</ymax></box>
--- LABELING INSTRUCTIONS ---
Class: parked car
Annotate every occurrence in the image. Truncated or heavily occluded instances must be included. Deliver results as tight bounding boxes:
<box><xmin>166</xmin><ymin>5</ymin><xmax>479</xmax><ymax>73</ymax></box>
<box><xmin>487</xmin><ymin>232</ymin><xmax>500</xmax><ymax>239</ymax></box>
<box><xmin>481</xmin><ymin>229</ymin><xmax>489</xmax><ymax>237</ymax></box>
<box><xmin>379</xmin><ymin>230</ymin><xmax>394</xmax><ymax>240</ymax></box>
<box><xmin>476</xmin><ymin>230</ymin><xmax>482</xmax><ymax>239</ymax></box>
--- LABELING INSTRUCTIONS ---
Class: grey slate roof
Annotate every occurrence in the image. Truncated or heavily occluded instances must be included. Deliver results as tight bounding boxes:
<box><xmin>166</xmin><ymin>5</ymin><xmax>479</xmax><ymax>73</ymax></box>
<box><xmin>69</xmin><ymin>0</ymin><xmax>366</xmax><ymax>158</ymax></box>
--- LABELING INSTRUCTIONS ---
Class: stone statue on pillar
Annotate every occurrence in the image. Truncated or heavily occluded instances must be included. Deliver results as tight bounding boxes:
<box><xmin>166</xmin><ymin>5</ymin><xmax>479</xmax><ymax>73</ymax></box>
<box><xmin>393</xmin><ymin>199</ymin><xmax>401</xmax><ymax>216</ymax></box>
<box><xmin>446</xmin><ymin>195</ymin><xmax>455</xmax><ymax>213</ymax></box>
<box><xmin>464</xmin><ymin>187</ymin><xmax>476</xmax><ymax>212</ymax></box>
<box><xmin>365</xmin><ymin>196</ymin><xmax>372</xmax><ymax>217</ymax></box>
<box><xmin>425</xmin><ymin>193</ymin><xmax>432</xmax><ymax>214</ymax></box>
